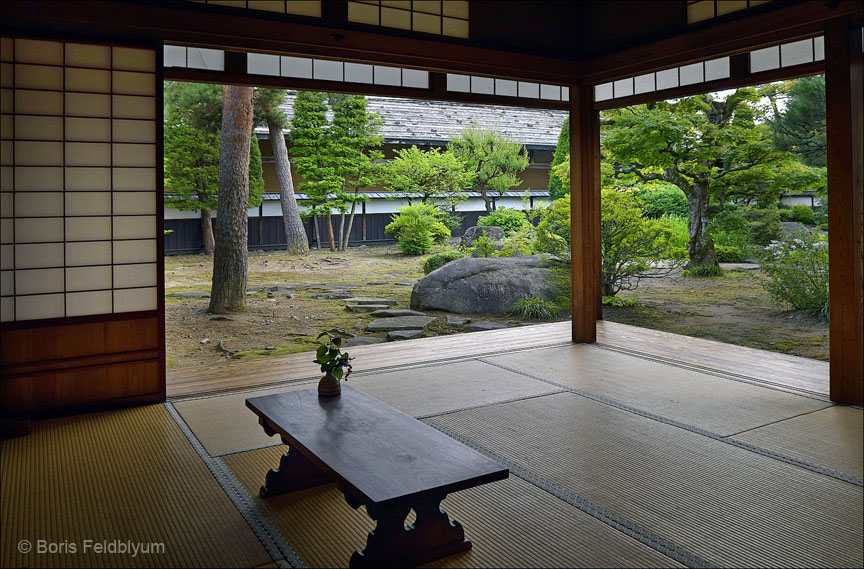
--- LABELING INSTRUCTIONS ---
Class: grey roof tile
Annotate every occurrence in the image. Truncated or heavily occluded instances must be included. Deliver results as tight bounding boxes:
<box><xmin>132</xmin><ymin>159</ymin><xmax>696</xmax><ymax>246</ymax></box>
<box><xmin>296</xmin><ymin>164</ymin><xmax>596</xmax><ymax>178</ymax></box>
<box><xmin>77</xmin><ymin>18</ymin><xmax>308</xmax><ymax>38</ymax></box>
<box><xmin>255</xmin><ymin>91</ymin><xmax>567</xmax><ymax>149</ymax></box>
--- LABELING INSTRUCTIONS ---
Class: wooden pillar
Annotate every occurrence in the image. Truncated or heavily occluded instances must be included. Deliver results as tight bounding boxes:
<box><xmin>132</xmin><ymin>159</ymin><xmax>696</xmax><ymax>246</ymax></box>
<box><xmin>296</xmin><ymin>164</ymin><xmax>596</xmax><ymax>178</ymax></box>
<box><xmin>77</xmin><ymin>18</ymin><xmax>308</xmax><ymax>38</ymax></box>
<box><xmin>570</xmin><ymin>83</ymin><xmax>602</xmax><ymax>343</ymax></box>
<box><xmin>825</xmin><ymin>19</ymin><xmax>863</xmax><ymax>405</ymax></box>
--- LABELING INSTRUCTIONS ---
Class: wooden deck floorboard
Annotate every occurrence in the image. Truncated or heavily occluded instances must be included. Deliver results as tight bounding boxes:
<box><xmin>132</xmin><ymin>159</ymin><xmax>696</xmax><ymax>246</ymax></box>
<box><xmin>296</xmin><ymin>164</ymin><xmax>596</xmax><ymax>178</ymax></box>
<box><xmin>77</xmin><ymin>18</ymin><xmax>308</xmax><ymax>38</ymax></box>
<box><xmin>166</xmin><ymin>321</ymin><xmax>829</xmax><ymax>399</ymax></box>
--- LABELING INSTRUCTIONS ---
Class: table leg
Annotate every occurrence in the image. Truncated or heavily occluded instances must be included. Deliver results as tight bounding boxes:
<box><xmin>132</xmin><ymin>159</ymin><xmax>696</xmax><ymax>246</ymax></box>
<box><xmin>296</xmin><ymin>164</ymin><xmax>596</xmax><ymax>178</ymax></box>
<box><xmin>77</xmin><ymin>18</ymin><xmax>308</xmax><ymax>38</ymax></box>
<box><xmin>260</xmin><ymin>437</ymin><xmax>331</xmax><ymax>498</ymax></box>
<box><xmin>348</xmin><ymin>493</ymin><xmax>471</xmax><ymax>568</ymax></box>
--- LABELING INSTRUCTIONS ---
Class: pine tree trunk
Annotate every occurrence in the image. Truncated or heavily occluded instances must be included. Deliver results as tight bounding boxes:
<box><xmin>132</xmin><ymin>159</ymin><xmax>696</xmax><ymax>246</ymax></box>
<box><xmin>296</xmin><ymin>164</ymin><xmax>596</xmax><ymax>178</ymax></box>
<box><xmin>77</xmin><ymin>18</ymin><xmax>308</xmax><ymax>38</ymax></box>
<box><xmin>313</xmin><ymin>215</ymin><xmax>321</xmax><ymax>250</ymax></box>
<box><xmin>325</xmin><ymin>212</ymin><xmax>335</xmax><ymax>251</ymax></box>
<box><xmin>686</xmin><ymin>182</ymin><xmax>718</xmax><ymax>268</ymax></box>
<box><xmin>342</xmin><ymin>192</ymin><xmax>359</xmax><ymax>251</ymax></box>
<box><xmin>209</xmin><ymin>85</ymin><xmax>254</xmax><ymax>314</ymax></box>
<box><xmin>267</xmin><ymin>117</ymin><xmax>308</xmax><ymax>255</ymax></box>
<box><xmin>200</xmin><ymin>208</ymin><xmax>215</xmax><ymax>256</ymax></box>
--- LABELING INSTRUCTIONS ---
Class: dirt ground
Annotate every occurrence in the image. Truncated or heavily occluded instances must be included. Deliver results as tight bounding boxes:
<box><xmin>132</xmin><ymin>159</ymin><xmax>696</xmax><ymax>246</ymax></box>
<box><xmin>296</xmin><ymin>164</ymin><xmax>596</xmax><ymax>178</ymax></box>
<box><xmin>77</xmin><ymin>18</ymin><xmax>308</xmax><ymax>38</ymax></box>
<box><xmin>165</xmin><ymin>246</ymin><xmax>829</xmax><ymax>369</ymax></box>
<box><xmin>603</xmin><ymin>267</ymin><xmax>830</xmax><ymax>361</ymax></box>
<box><xmin>165</xmin><ymin>245</ymin><xmax>516</xmax><ymax>369</ymax></box>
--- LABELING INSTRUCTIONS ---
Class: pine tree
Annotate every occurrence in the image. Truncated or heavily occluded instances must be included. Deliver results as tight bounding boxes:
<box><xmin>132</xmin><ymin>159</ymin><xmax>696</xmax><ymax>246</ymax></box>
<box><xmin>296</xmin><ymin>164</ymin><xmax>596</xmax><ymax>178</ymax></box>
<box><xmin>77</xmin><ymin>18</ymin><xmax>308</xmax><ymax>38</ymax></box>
<box><xmin>164</xmin><ymin>81</ymin><xmax>263</xmax><ymax>255</ymax></box>
<box><xmin>549</xmin><ymin>117</ymin><xmax>569</xmax><ymax>200</ymax></box>
<box><xmin>450</xmin><ymin>124</ymin><xmax>529</xmax><ymax>212</ymax></box>
<box><xmin>329</xmin><ymin>95</ymin><xmax>384</xmax><ymax>250</ymax></box>
<box><xmin>209</xmin><ymin>85</ymin><xmax>255</xmax><ymax>313</ymax></box>
<box><xmin>290</xmin><ymin>91</ymin><xmax>343</xmax><ymax>251</ymax></box>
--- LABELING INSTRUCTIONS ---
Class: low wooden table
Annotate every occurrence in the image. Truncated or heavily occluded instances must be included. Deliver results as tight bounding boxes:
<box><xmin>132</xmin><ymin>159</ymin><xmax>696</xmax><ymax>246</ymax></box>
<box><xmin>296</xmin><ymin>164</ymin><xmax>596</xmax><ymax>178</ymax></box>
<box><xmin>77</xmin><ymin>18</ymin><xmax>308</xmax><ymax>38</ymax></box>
<box><xmin>245</xmin><ymin>385</ymin><xmax>509</xmax><ymax>568</ymax></box>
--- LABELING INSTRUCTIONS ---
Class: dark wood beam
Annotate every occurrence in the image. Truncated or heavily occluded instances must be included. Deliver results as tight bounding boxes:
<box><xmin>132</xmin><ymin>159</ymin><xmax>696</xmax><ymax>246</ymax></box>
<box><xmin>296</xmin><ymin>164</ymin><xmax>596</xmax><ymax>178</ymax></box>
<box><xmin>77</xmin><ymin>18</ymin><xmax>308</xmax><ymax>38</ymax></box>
<box><xmin>0</xmin><ymin>0</ymin><xmax>577</xmax><ymax>84</ymax></box>
<box><xmin>582</xmin><ymin>0</ymin><xmax>862</xmax><ymax>84</ymax></box>
<box><xmin>570</xmin><ymin>83</ymin><xmax>601</xmax><ymax>343</ymax></box>
<box><xmin>825</xmin><ymin>18</ymin><xmax>864</xmax><ymax>405</ymax></box>
<box><xmin>593</xmin><ymin>58</ymin><xmax>825</xmax><ymax>111</ymax></box>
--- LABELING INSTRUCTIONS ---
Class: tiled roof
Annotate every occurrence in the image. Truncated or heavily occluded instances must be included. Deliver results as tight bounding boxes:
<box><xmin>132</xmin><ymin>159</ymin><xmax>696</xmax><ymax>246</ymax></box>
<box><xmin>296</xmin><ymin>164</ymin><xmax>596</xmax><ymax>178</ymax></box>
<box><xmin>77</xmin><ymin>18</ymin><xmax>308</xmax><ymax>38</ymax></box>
<box><xmin>255</xmin><ymin>91</ymin><xmax>567</xmax><ymax>149</ymax></box>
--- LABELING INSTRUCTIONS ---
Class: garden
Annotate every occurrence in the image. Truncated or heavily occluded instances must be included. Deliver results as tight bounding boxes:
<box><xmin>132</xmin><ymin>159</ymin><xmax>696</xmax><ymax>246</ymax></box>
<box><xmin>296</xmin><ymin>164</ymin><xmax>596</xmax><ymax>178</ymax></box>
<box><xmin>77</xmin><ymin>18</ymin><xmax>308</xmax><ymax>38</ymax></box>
<box><xmin>164</xmin><ymin>76</ymin><xmax>831</xmax><ymax>369</ymax></box>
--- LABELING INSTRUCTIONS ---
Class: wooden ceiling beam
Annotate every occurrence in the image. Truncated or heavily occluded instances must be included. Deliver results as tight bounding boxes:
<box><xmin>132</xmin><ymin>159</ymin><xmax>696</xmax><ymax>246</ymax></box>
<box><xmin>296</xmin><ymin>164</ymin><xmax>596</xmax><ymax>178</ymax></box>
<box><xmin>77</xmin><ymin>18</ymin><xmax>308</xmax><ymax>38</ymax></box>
<box><xmin>0</xmin><ymin>0</ymin><xmax>578</xmax><ymax>84</ymax></box>
<box><xmin>581</xmin><ymin>0</ymin><xmax>862</xmax><ymax>84</ymax></box>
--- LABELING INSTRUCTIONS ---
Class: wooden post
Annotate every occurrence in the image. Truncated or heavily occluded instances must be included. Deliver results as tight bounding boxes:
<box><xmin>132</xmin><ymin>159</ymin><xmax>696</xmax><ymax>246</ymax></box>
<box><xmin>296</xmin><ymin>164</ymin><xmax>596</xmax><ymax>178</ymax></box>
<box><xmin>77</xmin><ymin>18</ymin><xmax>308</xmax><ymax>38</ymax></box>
<box><xmin>825</xmin><ymin>19</ymin><xmax>863</xmax><ymax>405</ymax></box>
<box><xmin>570</xmin><ymin>83</ymin><xmax>601</xmax><ymax>343</ymax></box>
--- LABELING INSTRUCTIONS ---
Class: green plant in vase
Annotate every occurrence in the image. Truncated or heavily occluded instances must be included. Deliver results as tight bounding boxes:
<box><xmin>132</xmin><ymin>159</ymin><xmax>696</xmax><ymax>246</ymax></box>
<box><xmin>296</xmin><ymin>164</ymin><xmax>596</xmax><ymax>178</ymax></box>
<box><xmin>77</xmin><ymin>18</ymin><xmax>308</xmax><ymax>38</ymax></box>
<box><xmin>313</xmin><ymin>332</ymin><xmax>353</xmax><ymax>396</ymax></box>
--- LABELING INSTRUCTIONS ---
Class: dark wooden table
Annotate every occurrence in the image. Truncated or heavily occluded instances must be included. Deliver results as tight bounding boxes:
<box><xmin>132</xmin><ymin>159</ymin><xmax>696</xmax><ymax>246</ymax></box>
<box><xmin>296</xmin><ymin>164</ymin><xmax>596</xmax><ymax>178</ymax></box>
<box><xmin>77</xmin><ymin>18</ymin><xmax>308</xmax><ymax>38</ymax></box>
<box><xmin>245</xmin><ymin>385</ymin><xmax>509</xmax><ymax>568</ymax></box>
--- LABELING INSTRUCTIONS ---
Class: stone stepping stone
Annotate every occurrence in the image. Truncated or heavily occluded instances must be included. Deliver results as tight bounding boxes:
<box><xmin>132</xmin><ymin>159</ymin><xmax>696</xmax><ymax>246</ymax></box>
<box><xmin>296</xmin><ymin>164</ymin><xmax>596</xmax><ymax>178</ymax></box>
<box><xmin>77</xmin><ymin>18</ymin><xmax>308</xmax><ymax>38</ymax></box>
<box><xmin>346</xmin><ymin>304</ymin><xmax>392</xmax><ymax>313</ymax></box>
<box><xmin>370</xmin><ymin>309</ymin><xmax>427</xmax><ymax>317</ymax></box>
<box><xmin>315</xmin><ymin>291</ymin><xmax>354</xmax><ymax>299</ymax></box>
<box><xmin>367</xmin><ymin>316</ymin><xmax>437</xmax><ymax>332</ymax></box>
<box><xmin>367</xmin><ymin>280</ymin><xmax>390</xmax><ymax>285</ymax></box>
<box><xmin>344</xmin><ymin>336</ymin><xmax>385</xmax><ymax>347</ymax></box>
<box><xmin>465</xmin><ymin>321</ymin><xmax>508</xmax><ymax>332</ymax></box>
<box><xmin>167</xmin><ymin>291</ymin><xmax>209</xmax><ymax>298</ymax></box>
<box><xmin>388</xmin><ymin>329</ymin><xmax>424</xmax><ymax>341</ymax></box>
<box><xmin>345</xmin><ymin>297</ymin><xmax>398</xmax><ymax>306</ymax></box>
<box><xmin>446</xmin><ymin>315</ymin><xmax>471</xmax><ymax>326</ymax></box>
<box><xmin>395</xmin><ymin>280</ymin><xmax>417</xmax><ymax>286</ymax></box>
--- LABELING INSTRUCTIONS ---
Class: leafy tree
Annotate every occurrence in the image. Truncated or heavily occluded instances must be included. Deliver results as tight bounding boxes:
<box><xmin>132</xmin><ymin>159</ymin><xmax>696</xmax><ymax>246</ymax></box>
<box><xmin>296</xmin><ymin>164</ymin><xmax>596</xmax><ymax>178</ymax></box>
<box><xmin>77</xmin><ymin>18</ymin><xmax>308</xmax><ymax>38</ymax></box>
<box><xmin>163</xmin><ymin>81</ymin><xmax>263</xmax><ymax>255</ymax></box>
<box><xmin>450</xmin><ymin>124</ymin><xmax>529</xmax><ymax>213</ymax></box>
<box><xmin>209</xmin><ymin>85</ymin><xmax>255</xmax><ymax>314</ymax></box>
<box><xmin>164</xmin><ymin>119</ymin><xmax>219</xmax><ymax>255</ymax></box>
<box><xmin>254</xmin><ymin>88</ymin><xmax>309</xmax><ymax>254</ymax></box>
<box><xmin>385</xmin><ymin>146</ymin><xmax>474</xmax><ymax>209</ymax></box>
<box><xmin>764</xmin><ymin>75</ymin><xmax>826</xmax><ymax>167</ymax></box>
<box><xmin>601</xmin><ymin>89</ymin><xmax>807</xmax><ymax>269</ymax></box>
<box><xmin>599</xmin><ymin>190</ymin><xmax>679</xmax><ymax>296</ymax></box>
<box><xmin>549</xmin><ymin>117</ymin><xmax>569</xmax><ymax>200</ymax></box>
<box><xmin>290</xmin><ymin>91</ymin><xmax>343</xmax><ymax>251</ymax></box>
<box><xmin>329</xmin><ymin>95</ymin><xmax>384</xmax><ymax>251</ymax></box>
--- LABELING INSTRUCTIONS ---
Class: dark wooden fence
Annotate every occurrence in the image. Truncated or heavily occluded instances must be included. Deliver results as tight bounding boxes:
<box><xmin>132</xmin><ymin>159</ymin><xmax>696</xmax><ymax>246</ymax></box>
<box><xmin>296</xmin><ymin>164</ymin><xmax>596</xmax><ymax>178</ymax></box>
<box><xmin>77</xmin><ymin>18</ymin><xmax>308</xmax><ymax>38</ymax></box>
<box><xmin>164</xmin><ymin>211</ymin><xmax>486</xmax><ymax>254</ymax></box>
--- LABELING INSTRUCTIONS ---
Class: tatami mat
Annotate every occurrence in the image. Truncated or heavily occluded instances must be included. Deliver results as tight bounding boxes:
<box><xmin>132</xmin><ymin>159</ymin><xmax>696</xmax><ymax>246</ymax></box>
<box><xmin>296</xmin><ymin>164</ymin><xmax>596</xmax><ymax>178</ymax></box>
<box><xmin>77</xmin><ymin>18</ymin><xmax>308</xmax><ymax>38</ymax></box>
<box><xmin>734</xmin><ymin>405</ymin><xmax>864</xmax><ymax>479</ymax></box>
<box><xmin>224</xmin><ymin>446</ymin><xmax>683</xmax><ymax>569</ymax></box>
<box><xmin>484</xmin><ymin>344</ymin><xmax>831</xmax><ymax>436</ymax></box>
<box><xmin>174</xmin><ymin>360</ymin><xmax>559</xmax><ymax>456</ymax></box>
<box><xmin>0</xmin><ymin>405</ymin><xmax>272</xmax><ymax>568</ymax></box>
<box><xmin>173</xmin><ymin>382</ymin><xmax>314</xmax><ymax>456</ymax></box>
<box><xmin>427</xmin><ymin>393</ymin><xmax>864</xmax><ymax>568</ymax></box>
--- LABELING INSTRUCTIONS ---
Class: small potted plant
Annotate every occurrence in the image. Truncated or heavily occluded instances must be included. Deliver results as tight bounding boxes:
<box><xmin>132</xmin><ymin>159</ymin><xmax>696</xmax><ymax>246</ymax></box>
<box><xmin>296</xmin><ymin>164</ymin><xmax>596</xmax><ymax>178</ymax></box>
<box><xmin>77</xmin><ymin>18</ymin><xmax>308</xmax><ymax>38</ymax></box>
<box><xmin>313</xmin><ymin>332</ymin><xmax>353</xmax><ymax>396</ymax></box>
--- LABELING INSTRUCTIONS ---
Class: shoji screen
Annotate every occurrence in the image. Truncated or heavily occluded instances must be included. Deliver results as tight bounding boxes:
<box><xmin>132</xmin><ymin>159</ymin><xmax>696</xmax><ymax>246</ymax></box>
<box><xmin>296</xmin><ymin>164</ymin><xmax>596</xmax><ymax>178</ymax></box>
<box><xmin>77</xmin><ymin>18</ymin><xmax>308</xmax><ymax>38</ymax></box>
<box><xmin>0</xmin><ymin>37</ymin><xmax>158</xmax><ymax>322</ymax></box>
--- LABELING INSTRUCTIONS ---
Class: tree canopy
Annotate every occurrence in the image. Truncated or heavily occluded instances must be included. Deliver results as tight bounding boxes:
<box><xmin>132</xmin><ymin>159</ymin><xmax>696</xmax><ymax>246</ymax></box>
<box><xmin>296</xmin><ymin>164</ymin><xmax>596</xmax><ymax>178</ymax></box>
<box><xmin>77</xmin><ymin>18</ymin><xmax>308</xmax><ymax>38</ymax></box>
<box><xmin>601</xmin><ymin>88</ymin><xmax>811</xmax><ymax>267</ymax></box>
<box><xmin>449</xmin><ymin>124</ymin><xmax>529</xmax><ymax>213</ymax></box>
<box><xmin>764</xmin><ymin>75</ymin><xmax>826</xmax><ymax>167</ymax></box>
<box><xmin>384</xmin><ymin>146</ymin><xmax>474</xmax><ymax>208</ymax></box>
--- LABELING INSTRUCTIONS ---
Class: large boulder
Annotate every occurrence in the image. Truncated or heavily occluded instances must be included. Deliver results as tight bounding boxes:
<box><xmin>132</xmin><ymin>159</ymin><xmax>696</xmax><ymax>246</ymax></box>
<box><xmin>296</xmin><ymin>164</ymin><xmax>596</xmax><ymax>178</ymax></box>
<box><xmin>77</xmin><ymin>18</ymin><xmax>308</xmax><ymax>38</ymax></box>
<box><xmin>460</xmin><ymin>225</ymin><xmax>505</xmax><ymax>248</ymax></box>
<box><xmin>411</xmin><ymin>255</ymin><xmax>561</xmax><ymax>314</ymax></box>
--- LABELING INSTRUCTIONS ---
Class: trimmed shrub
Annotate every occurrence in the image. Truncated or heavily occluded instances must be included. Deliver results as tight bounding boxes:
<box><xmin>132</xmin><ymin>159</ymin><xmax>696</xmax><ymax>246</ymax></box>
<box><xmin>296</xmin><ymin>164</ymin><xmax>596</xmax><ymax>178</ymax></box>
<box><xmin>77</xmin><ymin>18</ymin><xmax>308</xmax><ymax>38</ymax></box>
<box><xmin>477</xmin><ymin>207</ymin><xmax>532</xmax><ymax>236</ymax></box>
<box><xmin>636</xmin><ymin>187</ymin><xmax>689</xmax><ymax>218</ymax></box>
<box><xmin>385</xmin><ymin>203</ymin><xmax>451</xmax><ymax>255</ymax></box>
<box><xmin>789</xmin><ymin>204</ymin><xmax>815</xmax><ymax>225</ymax></box>
<box><xmin>422</xmin><ymin>248</ymin><xmax>464</xmax><ymax>274</ymax></box>
<box><xmin>760</xmin><ymin>230</ymin><xmax>829</xmax><ymax>320</ymax></box>
<box><xmin>396</xmin><ymin>225</ymin><xmax>434</xmax><ymax>255</ymax></box>
<box><xmin>714</xmin><ymin>245</ymin><xmax>745</xmax><ymax>263</ymax></box>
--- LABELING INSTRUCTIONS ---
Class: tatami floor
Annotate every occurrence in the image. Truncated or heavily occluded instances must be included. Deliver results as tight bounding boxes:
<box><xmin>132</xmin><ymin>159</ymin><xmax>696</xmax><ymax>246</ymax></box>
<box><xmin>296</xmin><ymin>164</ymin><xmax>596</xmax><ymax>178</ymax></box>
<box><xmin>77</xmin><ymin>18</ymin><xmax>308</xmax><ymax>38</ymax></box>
<box><xmin>2</xmin><ymin>324</ymin><xmax>862</xmax><ymax>568</ymax></box>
